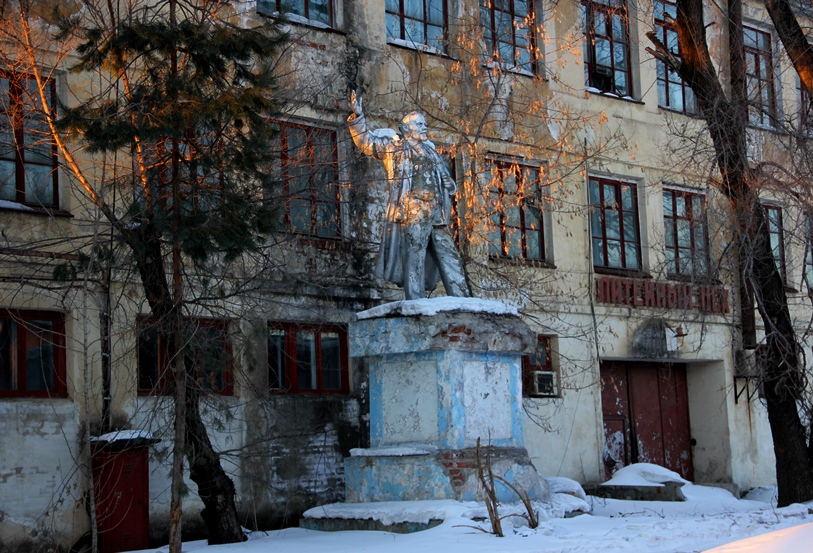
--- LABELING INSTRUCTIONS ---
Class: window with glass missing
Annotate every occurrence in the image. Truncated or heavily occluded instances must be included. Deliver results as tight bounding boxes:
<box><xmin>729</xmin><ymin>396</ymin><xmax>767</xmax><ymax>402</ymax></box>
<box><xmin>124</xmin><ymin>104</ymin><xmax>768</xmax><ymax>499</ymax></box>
<box><xmin>0</xmin><ymin>72</ymin><xmax>58</xmax><ymax>209</ymax></box>
<box><xmin>583</xmin><ymin>0</ymin><xmax>632</xmax><ymax>96</ymax></box>
<box><xmin>479</xmin><ymin>0</ymin><xmax>536</xmax><ymax>72</ymax></box>
<box><xmin>486</xmin><ymin>160</ymin><xmax>546</xmax><ymax>261</ymax></box>
<box><xmin>270</xmin><ymin>122</ymin><xmax>341</xmax><ymax>238</ymax></box>
<box><xmin>386</xmin><ymin>0</ymin><xmax>447</xmax><ymax>52</ymax></box>
<box><xmin>268</xmin><ymin>323</ymin><xmax>348</xmax><ymax>394</ymax></box>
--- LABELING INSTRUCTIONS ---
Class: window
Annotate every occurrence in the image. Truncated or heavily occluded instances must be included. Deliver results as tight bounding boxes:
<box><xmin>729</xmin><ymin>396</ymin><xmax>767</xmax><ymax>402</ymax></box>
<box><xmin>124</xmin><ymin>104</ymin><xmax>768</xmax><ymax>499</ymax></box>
<box><xmin>258</xmin><ymin>0</ymin><xmax>332</xmax><ymax>26</ymax></box>
<box><xmin>271</xmin><ymin>122</ymin><xmax>341</xmax><ymax>238</ymax></box>
<box><xmin>763</xmin><ymin>205</ymin><xmax>786</xmax><ymax>282</ymax></box>
<box><xmin>744</xmin><ymin>26</ymin><xmax>776</xmax><ymax>127</ymax></box>
<box><xmin>797</xmin><ymin>77</ymin><xmax>813</xmax><ymax>134</ymax></box>
<box><xmin>589</xmin><ymin>176</ymin><xmax>641</xmax><ymax>271</ymax></box>
<box><xmin>486</xmin><ymin>161</ymin><xmax>545</xmax><ymax>260</ymax></box>
<box><xmin>663</xmin><ymin>189</ymin><xmax>709</xmax><ymax>278</ymax></box>
<box><xmin>583</xmin><ymin>0</ymin><xmax>632</xmax><ymax>96</ymax></box>
<box><xmin>805</xmin><ymin>214</ymin><xmax>813</xmax><ymax>290</ymax></box>
<box><xmin>523</xmin><ymin>335</ymin><xmax>558</xmax><ymax>397</ymax></box>
<box><xmin>386</xmin><ymin>0</ymin><xmax>446</xmax><ymax>51</ymax></box>
<box><xmin>268</xmin><ymin>323</ymin><xmax>348</xmax><ymax>394</ymax></box>
<box><xmin>138</xmin><ymin>318</ymin><xmax>233</xmax><ymax>395</ymax></box>
<box><xmin>0</xmin><ymin>72</ymin><xmax>58</xmax><ymax>208</ymax></box>
<box><xmin>654</xmin><ymin>0</ymin><xmax>697</xmax><ymax>114</ymax></box>
<box><xmin>0</xmin><ymin>310</ymin><xmax>65</xmax><ymax>398</ymax></box>
<box><xmin>480</xmin><ymin>0</ymin><xmax>536</xmax><ymax>72</ymax></box>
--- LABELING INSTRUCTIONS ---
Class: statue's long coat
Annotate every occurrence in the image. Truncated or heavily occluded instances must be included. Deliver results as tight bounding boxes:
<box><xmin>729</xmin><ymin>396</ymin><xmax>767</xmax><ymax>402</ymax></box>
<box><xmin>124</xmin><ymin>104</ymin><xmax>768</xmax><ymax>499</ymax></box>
<box><xmin>348</xmin><ymin>114</ymin><xmax>455</xmax><ymax>290</ymax></box>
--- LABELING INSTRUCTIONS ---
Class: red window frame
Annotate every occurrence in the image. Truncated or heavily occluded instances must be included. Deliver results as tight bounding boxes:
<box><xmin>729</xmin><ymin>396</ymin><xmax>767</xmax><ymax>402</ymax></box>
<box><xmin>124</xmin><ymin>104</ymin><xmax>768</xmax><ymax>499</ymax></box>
<box><xmin>589</xmin><ymin>176</ymin><xmax>641</xmax><ymax>273</ymax></box>
<box><xmin>268</xmin><ymin>323</ymin><xmax>349</xmax><ymax>394</ymax></box>
<box><xmin>663</xmin><ymin>188</ymin><xmax>709</xmax><ymax>279</ymax></box>
<box><xmin>744</xmin><ymin>26</ymin><xmax>776</xmax><ymax>127</ymax></box>
<box><xmin>480</xmin><ymin>0</ymin><xmax>536</xmax><ymax>72</ymax></box>
<box><xmin>764</xmin><ymin>204</ymin><xmax>786</xmax><ymax>283</ymax></box>
<box><xmin>0</xmin><ymin>72</ymin><xmax>59</xmax><ymax>208</ymax></box>
<box><xmin>583</xmin><ymin>0</ymin><xmax>632</xmax><ymax>96</ymax></box>
<box><xmin>137</xmin><ymin>317</ymin><xmax>234</xmax><ymax>396</ymax></box>
<box><xmin>0</xmin><ymin>310</ymin><xmax>66</xmax><ymax>398</ymax></box>
<box><xmin>487</xmin><ymin>161</ymin><xmax>545</xmax><ymax>261</ymax></box>
<box><xmin>654</xmin><ymin>0</ymin><xmax>697</xmax><ymax>114</ymax></box>
<box><xmin>271</xmin><ymin>122</ymin><xmax>341</xmax><ymax>239</ymax></box>
<box><xmin>522</xmin><ymin>335</ymin><xmax>557</xmax><ymax>398</ymax></box>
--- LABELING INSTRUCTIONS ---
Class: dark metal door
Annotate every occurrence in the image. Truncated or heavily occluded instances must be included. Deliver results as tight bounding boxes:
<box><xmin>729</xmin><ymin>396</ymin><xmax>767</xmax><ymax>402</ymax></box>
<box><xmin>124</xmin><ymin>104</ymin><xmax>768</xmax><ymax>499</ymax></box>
<box><xmin>601</xmin><ymin>362</ymin><xmax>694</xmax><ymax>481</ymax></box>
<box><xmin>93</xmin><ymin>447</ymin><xmax>150</xmax><ymax>553</ymax></box>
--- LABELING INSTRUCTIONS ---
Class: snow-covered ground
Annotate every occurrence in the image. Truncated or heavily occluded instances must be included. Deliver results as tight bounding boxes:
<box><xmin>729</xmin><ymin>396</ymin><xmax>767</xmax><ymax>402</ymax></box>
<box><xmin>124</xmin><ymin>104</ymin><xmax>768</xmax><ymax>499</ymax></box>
<box><xmin>141</xmin><ymin>465</ymin><xmax>813</xmax><ymax>553</ymax></box>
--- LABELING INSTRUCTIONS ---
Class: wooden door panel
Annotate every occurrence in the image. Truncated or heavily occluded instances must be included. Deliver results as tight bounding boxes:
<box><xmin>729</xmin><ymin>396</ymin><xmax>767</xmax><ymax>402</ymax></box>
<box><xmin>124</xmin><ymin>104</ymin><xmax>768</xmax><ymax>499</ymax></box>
<box><xmin>601</xmin><ymin>362</ymin><xmax>694</xmax><ymax>481</ymax></box>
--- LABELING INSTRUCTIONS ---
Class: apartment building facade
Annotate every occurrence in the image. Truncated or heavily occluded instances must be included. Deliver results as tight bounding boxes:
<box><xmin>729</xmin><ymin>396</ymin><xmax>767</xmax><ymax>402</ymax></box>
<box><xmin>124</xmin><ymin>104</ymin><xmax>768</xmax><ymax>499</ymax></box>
<box><xmin>2</xmin><ymin>0</ymin><xmax>813</xmax><ymax>550</ymax></box>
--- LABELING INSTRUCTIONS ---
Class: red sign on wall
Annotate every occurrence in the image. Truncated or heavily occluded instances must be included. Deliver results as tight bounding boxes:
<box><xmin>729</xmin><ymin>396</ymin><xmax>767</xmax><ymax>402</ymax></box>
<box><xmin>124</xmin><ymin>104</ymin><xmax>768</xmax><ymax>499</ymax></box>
<box><xmin>596</xmin><ymin>276</ymin><xmax>729</xmax><ymax>314</ymax></box>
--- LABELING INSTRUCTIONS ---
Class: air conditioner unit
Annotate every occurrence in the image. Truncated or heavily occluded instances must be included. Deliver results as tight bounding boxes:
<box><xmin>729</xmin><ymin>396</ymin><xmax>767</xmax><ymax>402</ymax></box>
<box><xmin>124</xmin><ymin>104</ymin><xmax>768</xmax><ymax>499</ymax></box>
<box><xmin>532</xmin><ymin>370</ymin><xmax>557</xmax><ymax>397</ymax></box>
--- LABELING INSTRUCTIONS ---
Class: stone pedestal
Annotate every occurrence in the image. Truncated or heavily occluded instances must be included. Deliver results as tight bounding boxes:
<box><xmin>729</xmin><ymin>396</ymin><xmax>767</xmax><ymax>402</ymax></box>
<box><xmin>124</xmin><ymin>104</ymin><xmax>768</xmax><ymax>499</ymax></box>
<box><xmin>346</xmin><ymin>299</ymin><xmax>549</xmax><ymax>503</ymax></box>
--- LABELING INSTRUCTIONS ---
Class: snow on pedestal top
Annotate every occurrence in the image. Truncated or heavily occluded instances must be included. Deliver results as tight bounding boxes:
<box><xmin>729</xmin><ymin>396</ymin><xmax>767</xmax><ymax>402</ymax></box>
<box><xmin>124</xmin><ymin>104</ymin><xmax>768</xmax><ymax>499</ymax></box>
<box><xmin>356</xmin><ymin>297</ymin><xmax>519</xmax><ymax>320</ymax></box>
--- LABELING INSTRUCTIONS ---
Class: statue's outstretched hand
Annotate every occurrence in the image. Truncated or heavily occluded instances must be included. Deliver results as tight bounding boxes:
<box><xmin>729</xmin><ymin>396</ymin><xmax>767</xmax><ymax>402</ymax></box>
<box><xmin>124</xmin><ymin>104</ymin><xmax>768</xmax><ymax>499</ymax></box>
<box><xmin>350</xmin><ymin>90</ymin><xmax>364</xmax><ymax>118</ymax></box>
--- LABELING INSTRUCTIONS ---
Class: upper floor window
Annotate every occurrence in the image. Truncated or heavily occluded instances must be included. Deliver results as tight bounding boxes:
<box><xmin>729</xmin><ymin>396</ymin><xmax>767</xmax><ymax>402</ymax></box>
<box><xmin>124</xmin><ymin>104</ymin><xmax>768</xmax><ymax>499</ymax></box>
<box><xmin>654</xmin><ymin>0</ymin><xmax>697</xmax><ymax>114</ymax></box>
<box><xmin>583</xmin><ymin>0</ymin><xmax>632</xmax><ymax>97</ymax></box>
<box><xmin>522</xmin><ymin>335</ymin><xmax>558</xmax><ymax>397</ymax></box>
<box><xmin>589</xmin><ymin>176</ymin><xmax>641</xmax><ymax>271</ymax></box>
<box><xmin>386</xmin><ymin>0</ymin><xmax>446</xmax><ymax>51</ymax></box>
<box><xmin>763</xmin><ymin>204</ymin><xmax>786</xmax><ymax>282</ymax></box>
<box><xmin>138</xmin><ymin>318</ymin><xmax>233</xmax><ymax>396</ymax></box>
<box><xmin>0</xmin><ymin>310</ymin><xmax>66</xmax><ymax>398</ymax></box>
<box><xmin>744</xmin><ymin>26</ymin><xmax>776</xmax><ymax>127</ymax></box>
<box><xmin>805</xmin><ymin>213</ymin><xmax>813</xmax><ymax>291</ymax></box>
<box><xmin>258</xmin><ymin>0</ymin><xmax>332</xmax><ymax>26</ymax></box>
<box><xmin>0</xmin><ymin>72</ymin><xmax>58</xmax><ymax>209</ymax></box>
<box><xmin>797</xmin><ymin>77</ymin><xmax>813</xmax><ymax>134</ymax></box>
<box><xmin>486</xmin><ymin>160</ymin><xmax>545</xmax><ymax>261</ymax></box>
<box><xmin>268</xmin><ymin>323</ymin><xmax>348</xmax><ymax>394</ymax></box>
<box><xmin>480</xmin><ymin>0</ymin><xmax>536</xmax><ymax>72</ymax></box>
<box><xmin>663</xmin><ymin>188</ymin><xmax>709</xmax><ymax>278</ymax></box>
<box><xmin>271</xmin><ymin>122</ymin><xmax>341</xmax><ymax>238</ymax></box>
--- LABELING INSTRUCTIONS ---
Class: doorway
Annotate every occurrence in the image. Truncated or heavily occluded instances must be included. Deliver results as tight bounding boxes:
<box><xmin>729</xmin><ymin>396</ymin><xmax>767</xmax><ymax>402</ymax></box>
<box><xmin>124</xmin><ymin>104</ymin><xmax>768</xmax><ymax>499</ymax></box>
<box><xmin>601</xmin><ymin>361</ymin><xmax>694</xmax><ymax>481</ymax></box>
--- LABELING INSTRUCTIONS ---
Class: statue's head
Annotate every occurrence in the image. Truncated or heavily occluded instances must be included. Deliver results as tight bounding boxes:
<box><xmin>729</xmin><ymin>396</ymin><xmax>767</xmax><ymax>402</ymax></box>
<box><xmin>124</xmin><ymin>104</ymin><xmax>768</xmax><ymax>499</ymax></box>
<box><xmin>399</xmin><ymin>112</ymin><xmax>428</xmax><ymax>142</ymax></box>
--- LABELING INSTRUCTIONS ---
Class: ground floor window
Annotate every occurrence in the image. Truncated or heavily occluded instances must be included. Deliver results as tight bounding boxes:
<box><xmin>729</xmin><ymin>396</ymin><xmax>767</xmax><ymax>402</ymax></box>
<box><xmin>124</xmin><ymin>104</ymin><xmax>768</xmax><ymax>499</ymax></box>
<box><xmin>268</xmin><ymin>323</ymin><xmax>348</xmax><ymax>394</ymax></box>
<box><xmin>522</xmin><ymin>335</ymin><xmax>558</xmax><ymax>397</ymax></box>
<box><xmin>137</xmin><ymin>318</ymin><xmax>233</xmax><ymax>395</ymax></box>
<box><xmin>0</xmin><ymin>310</ymin><xmax>65</xmax><ymax>397</ymax></box>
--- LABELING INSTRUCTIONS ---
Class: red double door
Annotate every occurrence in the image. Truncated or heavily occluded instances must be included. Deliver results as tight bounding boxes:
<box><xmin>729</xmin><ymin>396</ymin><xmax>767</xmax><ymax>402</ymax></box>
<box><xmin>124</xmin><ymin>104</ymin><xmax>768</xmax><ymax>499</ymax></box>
<box><xmin>601</xmin><ymin>361</ymin><xmax>694</xmax><ymax>481</ymax></box>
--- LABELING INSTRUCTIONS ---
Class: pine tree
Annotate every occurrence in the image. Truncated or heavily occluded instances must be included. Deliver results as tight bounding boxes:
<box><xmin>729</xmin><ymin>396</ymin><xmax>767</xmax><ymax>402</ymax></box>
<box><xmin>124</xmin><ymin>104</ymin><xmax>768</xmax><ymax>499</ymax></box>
<box><xmin>53</xmin><ymin>0</ymin><xmax>288</xmax><ymax>546</ymax></box>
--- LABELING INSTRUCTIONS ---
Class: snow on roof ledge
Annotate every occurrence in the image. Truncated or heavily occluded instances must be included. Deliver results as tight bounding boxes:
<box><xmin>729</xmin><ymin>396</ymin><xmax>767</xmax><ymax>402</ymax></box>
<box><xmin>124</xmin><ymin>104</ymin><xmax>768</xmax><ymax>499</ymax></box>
<box><xmin>356</xmin><ymin>297</ymin><xmax>519</xmax><ymax>320</ymax></box>
<box><xmin>90</xmin><ymin>430</ymin><xmax>156</xmax><ymax>444</ymax></box>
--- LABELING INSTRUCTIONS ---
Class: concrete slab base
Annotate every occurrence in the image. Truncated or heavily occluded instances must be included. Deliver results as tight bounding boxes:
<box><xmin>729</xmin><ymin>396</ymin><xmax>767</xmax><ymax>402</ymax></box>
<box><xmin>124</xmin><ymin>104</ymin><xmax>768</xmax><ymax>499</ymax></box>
<box><xmin>584</xmin><ymin>481</ymin><xmax>687</xmax><ymax>501</ymax></box>
<box><xmin>345</xmin><ymin>446</ymin><xmax>549</xmax><ymax>503</ymax></box>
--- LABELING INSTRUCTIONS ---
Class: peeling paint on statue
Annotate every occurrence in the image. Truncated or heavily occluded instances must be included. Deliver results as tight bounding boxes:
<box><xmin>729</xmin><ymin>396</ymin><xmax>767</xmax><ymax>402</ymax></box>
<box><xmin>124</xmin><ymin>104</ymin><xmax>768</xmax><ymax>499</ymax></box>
<box><xmin>347</xmin><ymin>91</ymin><xmax>471</xmax><ymax>300</ymax></box>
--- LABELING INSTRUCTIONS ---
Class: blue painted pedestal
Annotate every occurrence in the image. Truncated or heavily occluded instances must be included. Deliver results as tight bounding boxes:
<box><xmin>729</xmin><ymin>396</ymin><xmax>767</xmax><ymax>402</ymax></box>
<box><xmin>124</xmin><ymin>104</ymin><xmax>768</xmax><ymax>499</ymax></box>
<box><xmin>345</xmin><ymin>301</ymin><xmax>549</xmax><ymax>503</ymax></box>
